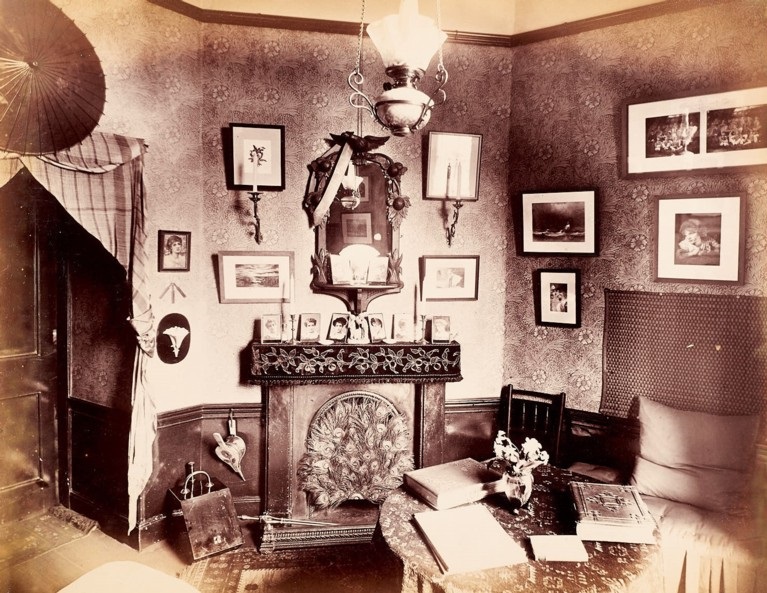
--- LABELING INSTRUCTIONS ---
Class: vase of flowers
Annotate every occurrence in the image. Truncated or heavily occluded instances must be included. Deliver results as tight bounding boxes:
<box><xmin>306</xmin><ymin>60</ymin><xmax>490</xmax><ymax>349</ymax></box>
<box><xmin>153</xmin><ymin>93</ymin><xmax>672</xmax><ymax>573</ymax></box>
<box><xmin>488</xmin><ymin>430</ymin><xmax>549</xmax><ymax>512</ymax></box>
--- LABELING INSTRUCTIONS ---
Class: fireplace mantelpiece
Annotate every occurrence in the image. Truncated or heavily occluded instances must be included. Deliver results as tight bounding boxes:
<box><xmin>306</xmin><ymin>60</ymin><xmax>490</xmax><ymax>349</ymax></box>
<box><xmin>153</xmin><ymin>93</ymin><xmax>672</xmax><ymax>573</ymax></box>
<box><xmin>248</xmin><ymin>341</ymin><xmax>461</xmax><ymax>551</ymax></box>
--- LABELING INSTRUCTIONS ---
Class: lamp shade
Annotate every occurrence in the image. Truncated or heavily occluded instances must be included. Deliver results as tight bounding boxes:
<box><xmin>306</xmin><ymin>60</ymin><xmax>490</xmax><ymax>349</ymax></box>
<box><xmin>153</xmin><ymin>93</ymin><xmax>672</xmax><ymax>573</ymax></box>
<box><xmin>366</xmin><ymin>0</ymin><xmax>446</xmax><ymax>71</ymax></box>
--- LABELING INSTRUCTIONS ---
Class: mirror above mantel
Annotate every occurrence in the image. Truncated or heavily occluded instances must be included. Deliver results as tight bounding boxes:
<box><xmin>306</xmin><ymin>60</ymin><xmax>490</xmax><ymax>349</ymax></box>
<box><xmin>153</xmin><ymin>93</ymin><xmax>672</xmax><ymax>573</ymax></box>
<box><xmin>303</xmin><ymin>132</ymin><xmax>411</xmax><ymax>315</ymax></box>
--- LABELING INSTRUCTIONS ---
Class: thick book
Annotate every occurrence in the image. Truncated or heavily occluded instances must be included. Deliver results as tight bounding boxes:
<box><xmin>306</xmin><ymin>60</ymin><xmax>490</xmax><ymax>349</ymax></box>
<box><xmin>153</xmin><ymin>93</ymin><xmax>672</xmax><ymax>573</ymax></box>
<box><xmin>413</xmin><ymin>504</ymin><xmax>527</xmax><ymax>574</ymax></box>
<box><xmin>529</xmin><ymin>535</ymin><xmax>589</xmax><ymax>562</ymax></box>
<box><xmin>403</xmin><ymin>458</ymin><xmax>504</xmax><ymax>510</ymax></box>
<box><xmin>569</xmin><ymin>482</ymin><xmax>657</xmax><ymax>544</ymax></box>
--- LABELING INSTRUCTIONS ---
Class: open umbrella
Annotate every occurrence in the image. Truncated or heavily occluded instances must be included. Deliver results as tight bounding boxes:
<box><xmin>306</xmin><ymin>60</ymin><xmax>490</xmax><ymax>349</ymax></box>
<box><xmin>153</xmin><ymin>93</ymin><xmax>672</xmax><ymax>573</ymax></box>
<box><xmin>0</xmin><ymin>0</ymin><xmax>106</xmax><ymax>155</ymax></box>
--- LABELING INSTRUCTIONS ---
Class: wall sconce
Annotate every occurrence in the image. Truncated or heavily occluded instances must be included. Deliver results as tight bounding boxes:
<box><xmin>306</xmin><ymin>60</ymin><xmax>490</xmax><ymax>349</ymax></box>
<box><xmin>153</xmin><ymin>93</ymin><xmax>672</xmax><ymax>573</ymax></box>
<box><xmin>348</xmin><ymin>0</ymin><xmax>448</xmax><ymax>137</ymax></box>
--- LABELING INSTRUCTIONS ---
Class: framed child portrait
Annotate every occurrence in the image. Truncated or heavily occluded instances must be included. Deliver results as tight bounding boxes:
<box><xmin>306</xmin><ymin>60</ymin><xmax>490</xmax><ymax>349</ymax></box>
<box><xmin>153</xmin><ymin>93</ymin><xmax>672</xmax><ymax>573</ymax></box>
<box><xmin>158</xmin><ymin>230</ymin><xmax>191</xmax><ymax>272</ymax></box>
<box><xmin>533</xmin><ymin>269</ymin><xmax>581</xmax><ymax>328</ymax></box>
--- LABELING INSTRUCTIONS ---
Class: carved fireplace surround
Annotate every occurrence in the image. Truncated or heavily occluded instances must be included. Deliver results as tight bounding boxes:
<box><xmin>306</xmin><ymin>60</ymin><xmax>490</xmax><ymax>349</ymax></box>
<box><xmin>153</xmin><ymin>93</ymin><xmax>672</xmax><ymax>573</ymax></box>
<box><xmin>249</xmin><ymin>341</ymin><xmax>461</xmax><ymax>551</ymax></box>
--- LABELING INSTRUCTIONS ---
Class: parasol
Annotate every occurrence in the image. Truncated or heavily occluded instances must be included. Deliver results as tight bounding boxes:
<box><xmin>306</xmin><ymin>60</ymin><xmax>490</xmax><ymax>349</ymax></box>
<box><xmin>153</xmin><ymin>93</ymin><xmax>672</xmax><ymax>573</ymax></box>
<box><xmin>0</xmin><ymin>0</ymin><xmax>106</xmax><ymax>155</ymax></box>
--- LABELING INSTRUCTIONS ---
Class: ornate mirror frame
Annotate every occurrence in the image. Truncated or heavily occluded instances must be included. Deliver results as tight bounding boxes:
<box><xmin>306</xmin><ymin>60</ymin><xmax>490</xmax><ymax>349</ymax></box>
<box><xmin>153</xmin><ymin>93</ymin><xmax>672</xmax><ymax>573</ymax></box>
<box><xmin>303</xmin><ymin>132</ymin><xmax>411</xmax><ymax>314</ymax></box>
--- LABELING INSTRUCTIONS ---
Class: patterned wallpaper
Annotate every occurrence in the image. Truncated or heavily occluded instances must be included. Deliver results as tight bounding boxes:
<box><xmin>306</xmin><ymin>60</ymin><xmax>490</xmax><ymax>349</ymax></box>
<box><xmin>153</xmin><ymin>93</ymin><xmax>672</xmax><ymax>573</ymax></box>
<box><xmin>505</xmin><ymin>1</ymin><xmax>767</xmax><ymax>412</ymax></box>
<box><xmin>54</xmin><ymin>0</ymin><xmax>765</xmax><ymax>414</ymax></box>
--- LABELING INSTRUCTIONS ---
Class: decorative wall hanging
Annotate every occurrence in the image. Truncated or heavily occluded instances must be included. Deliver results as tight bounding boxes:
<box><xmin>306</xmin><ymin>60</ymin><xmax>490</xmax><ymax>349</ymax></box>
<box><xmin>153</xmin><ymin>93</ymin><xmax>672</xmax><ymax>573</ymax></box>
<box><xmin>420</xmin><ymin>255</ymin><xmax>480</xmax><ymax>301</ymax></box>
<box><xmin>217</xmin><ymin>251</ymin><xmax>294</xmax><ymax>304</ymax></box>
<box><xmin>156</xmin><ymin>313</ymin><xmax>191</xmax><ymax>364</ymax></box>
<box><xmin>158</xmin><ymin>230</ymin><xmax>191</xmax><ymax>271</ymax></box>
<box><xmin>520</xmin><ymin>190</ymin><xmax>598</xmax><ymax>256</ymax></box>
<box><xmin>652</xmin><ymin>194</ymin><xmax>744</xmax><ymax>285</ymax></box>
<box><xmin>623</xmin><ymin>85</ymin><xmax>767</xmax><ymax>176</ymax></box>
<box><xmin>0</xmin><ymin>0</ymin><xmax>106</xmax><ymax>154</ymax></box>
<box><xmin>424</xmin><ymin>132</ymin><xmax>482</xmax><ymax>246</ymax></box>
<box><xmin>159</xmin><ymin>282</ymin><xmax>186</xmax><ymax>303</ymax></box>
<box><xmin>533</xmin><ymin>269</ymin><xmax>581</xmax><ymax>328</ymax></box>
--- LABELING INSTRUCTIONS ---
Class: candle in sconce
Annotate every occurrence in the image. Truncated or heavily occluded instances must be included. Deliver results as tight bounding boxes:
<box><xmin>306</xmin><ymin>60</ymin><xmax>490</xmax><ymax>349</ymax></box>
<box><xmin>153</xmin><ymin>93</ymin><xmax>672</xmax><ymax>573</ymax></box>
<box><xmin>280</xmin><ymin>282</ymin><xmax>288</xmax><ymax>321</ymax></box>
<box><xmin>252</xmin><ymin>157</ymin><xmax>259</xmax><ymax>193</ymax></box>
<box><xmin>445</xmin><ymin>161</ymin><xmax>452</xmax><ymax>198</ymax></box>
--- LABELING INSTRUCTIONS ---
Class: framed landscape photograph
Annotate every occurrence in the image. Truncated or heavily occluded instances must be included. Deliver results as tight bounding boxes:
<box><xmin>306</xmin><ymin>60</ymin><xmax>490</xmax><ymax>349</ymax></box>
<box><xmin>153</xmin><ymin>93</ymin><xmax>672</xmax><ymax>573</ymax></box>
<box><xmin>158</xmin><ymin>230</ymin><xmax>191</xmax><ymax>272</ymax></box>
<box><xmin>424</xmin><ymin>131</ymin><xmax>482</xmax><ymax>200</ymax></box>
<box><xmin>260</xmin><ymin>314</ymin><xmax>282</xmax><ymax>343</ymax></box>
<box><xmin>341</xmin><ymin>212</ymin><xmax>372</xmax><ymax>244</ymax></box>
<box><xmin>520</xmin><ymin>190</ymin><xmax>598</xmax><ymax>255</ymax></box>
<box><xmin>533</xmin><ymin>269</ymin><xmax>581</xmax><ymax>328</ymax></box>
<box><xmin>624</xmin><ymin>85</ymin><xmax>767</xmax><ymax>176</ymax></box>
<box><xmin>217</xmin><ymin>251</ymin><xmax>294</xmax><ymax>303</ymax></box>
<box><xmin>420</xmin><ymin>255</ymin><xmax>480</xmax><ymax>301</ymax></box>
<box><xmin>653</xmin><ymin>195</ymin><xmax>744</xmax><ymax>285</ymax></box>
<box><xmin>229</xmin><ymin>123</ymin><xmax>286</xmax><ymax>191</ymax></box>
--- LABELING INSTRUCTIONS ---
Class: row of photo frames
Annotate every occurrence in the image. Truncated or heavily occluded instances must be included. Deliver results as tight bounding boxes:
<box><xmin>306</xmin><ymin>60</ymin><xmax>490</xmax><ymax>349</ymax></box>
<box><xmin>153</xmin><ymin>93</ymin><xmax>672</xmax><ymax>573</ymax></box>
<box><xmin>259</xmin><ymin>313</ymin><xmax>453</xmax><ymax>344</ymax></box>
<box><xmin>518</xmin><ymin>189</ymin><xmax>745</xmax><ymax>285</ymax></box>
<box><xmin>623</xmin><ymin>84</ymin><xmax>767</xmax><ymax>177</ymax></box>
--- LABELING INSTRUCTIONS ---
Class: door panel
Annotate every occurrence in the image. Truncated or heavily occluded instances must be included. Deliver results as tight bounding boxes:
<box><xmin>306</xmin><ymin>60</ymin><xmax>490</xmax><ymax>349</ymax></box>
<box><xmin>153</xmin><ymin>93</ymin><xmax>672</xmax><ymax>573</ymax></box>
<box><xmin>0</xmin><ymin>171</ymin><xmax>59</xmax><ymax>523</ymax></box>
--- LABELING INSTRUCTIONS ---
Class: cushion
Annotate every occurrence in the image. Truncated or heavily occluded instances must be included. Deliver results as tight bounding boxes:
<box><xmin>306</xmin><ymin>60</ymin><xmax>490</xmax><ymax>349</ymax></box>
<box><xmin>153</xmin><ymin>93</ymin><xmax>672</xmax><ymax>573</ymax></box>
<box><xmin>630</xmin><ymin>397</ymin><xmax>760</xmax><ymax>513</ymax></box>
<box><xmin>636</xmin><ymin>397</ymin><xmax>759</xmax><ymax>471</ymax></box>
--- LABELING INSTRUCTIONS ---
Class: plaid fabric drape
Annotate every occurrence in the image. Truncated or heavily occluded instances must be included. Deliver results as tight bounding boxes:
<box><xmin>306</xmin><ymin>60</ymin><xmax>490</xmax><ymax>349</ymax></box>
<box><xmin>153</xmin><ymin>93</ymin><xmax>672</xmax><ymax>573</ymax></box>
<box><xmin>0</xmin><ymin>132</ymin><xmax>154</xmax><ymax>533</ymax></box>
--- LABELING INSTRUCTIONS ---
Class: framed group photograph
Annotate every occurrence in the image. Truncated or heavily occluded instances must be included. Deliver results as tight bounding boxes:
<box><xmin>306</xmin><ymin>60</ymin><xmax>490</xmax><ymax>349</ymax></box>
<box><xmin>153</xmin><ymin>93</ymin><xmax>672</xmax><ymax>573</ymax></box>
<box><xmin>228</xmin><ymin>123</ymin><xmax>286</xmax><ymax>191</ymax></box>
<box><xmin>420</xmin><ymin>255</ymin><xmax>480</xmax><ymax>301</ymax></box>
<box><xmin>158</xmin><ymin>230</ymin><xmax>191</xmax><ymax>271</ymax></box>
<box><xmin>260</xmin><ymin>314</ymin><xmax>282</xmax><ymax>343</ymax></box>
<box><xmin>217</xmin><ymin>251</ymin><xmax>294</xmax><ymax>303</ymax></box>
<box><xmin>424</xmin><ymin>131</ymin><xmax>482</xmax><ymax>200</ymax></box>
<box><xmin>299</xmin><ymin>313</ymin><xmax>321</xmax><ymax>342</ymax></box>
<box><xmin>533</xmin><ymin>269</ymin><xmax>581</xmax><ymax>328</ymax></box>
<box><xmin>623</xmin><ymin>85</ymin><xmax>767</xmax><ymax>176</ymax></box>
<box><xmin>328</xmin><ymin>313</ymin><xmax>349</xmax><ymax>342</ymax></box>
<box><xmin>520</xmin><ymin>190</ymin><xmax>598</xmax><ymax>255</ymax></box>
<box><xmin>653</xmin><ymin>195</ymin><xmax>744</xmax><ymax>285</ymax></box>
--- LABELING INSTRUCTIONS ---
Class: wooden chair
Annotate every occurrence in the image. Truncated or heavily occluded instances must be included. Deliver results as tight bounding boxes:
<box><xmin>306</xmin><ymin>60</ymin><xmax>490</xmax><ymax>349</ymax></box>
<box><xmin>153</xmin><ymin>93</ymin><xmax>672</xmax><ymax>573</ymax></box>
<box><xmin>499</xmin><ymin>385</ymin><xmax>566</xmax><ymax>466</ymax></box>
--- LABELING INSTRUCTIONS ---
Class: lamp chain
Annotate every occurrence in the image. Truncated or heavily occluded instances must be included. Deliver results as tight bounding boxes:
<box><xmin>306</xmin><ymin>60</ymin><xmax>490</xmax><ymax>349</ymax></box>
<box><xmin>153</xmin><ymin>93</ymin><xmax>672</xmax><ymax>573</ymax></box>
<box><xmin>436</xmin><ymin>0</ymin><xmax>445</xmax><ymax>70</ymax></box>
<box><xmin>354</xmin><ymin>0</ymin><xmax>366</xmax><ymax>76</ymax></box>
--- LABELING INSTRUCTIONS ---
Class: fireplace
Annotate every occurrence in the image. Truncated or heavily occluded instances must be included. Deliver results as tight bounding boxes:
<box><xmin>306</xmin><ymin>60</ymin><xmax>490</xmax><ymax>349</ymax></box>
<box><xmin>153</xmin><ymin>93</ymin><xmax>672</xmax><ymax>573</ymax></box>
<box><xmin>249</xmin><ymin>341</ymin><xmax>461</xmax><ymax>551</ymax></box>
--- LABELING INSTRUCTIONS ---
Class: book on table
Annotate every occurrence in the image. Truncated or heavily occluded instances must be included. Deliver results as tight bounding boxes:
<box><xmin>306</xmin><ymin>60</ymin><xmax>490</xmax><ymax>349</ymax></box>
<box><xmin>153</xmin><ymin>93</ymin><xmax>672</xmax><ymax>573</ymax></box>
<box><xmin>413</xmin><ymin>504</ymin><xmax>527</xmax><ymax>574</ymax></box>
<box><xmin>403</xmin><ymin>458</ymin><xmax>504</xmax><ymax>510</ymax></box>
<box><xmin>569</xmin><ymin>481</ymin><xmax>657</xmax><ymax>544</ymax></box>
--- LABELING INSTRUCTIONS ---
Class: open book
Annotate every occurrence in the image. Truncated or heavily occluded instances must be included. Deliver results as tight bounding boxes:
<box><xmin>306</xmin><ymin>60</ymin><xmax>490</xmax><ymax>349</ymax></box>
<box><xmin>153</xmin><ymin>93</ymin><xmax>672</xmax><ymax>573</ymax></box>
<box><xmin>413</xmin><ymin>504</ymin><xmax>527</xmax><ymax>574</ymax></box>
<box><xmin>570</xmin><ymin>482</ymin><xmax>657</xmax><ymax>544</ymax></box>
<box><xmin>403</xmin><ymin>458</ymin><xmax>504</xmax><ymax>510</ymax></box>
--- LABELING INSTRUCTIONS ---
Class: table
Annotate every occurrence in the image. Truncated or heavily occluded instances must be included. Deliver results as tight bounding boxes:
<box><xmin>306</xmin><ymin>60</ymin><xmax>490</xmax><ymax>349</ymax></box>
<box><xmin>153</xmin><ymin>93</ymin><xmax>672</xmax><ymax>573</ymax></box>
<box><xmin>378</xmin><ymin>465</ymin><xmax>662</xmax><ymax>593</ymax></box>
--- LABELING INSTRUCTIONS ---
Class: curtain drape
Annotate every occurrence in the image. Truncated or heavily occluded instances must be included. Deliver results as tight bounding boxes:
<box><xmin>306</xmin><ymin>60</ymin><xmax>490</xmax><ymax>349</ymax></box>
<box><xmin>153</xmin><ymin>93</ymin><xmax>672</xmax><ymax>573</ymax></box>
<box><xmin>0</xmin><ymin>132</ymin><xmax>155</xmax><ymax>533</ymax></box>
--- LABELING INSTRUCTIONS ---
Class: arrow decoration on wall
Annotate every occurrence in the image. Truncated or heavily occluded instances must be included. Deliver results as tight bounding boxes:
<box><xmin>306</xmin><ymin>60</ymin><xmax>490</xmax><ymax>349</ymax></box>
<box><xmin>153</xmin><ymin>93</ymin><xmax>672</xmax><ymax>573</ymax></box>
<box><xmin>160</xmin><ymin>282</ymin><xmax>187</xmax><ymax>304</ymax></box>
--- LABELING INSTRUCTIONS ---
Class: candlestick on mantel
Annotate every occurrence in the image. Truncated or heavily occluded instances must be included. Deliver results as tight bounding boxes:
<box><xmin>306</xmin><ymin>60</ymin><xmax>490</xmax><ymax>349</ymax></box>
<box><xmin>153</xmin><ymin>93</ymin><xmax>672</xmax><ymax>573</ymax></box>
<box><xmin>415</xmin><ymin>283</ymin><xmax>421</xmax><ymax>319</ymax></box>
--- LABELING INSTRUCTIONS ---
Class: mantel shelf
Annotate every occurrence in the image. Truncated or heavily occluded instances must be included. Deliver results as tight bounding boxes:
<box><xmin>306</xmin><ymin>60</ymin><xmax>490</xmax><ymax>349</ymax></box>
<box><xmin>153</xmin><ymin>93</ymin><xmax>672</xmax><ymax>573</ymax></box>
<box><xmin>248</xmin><ymin>340</ymin><xmax>462</xmax><ymax>385</ymax></box>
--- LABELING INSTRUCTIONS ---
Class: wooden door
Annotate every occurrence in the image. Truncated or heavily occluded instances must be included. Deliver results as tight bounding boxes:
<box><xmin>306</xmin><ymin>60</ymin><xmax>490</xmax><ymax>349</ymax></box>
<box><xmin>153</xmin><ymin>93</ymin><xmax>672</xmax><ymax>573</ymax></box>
<box><xmin>0</xmin><ymin>171</ymin><xmax>60</xmax><ymax>523</ymax></box>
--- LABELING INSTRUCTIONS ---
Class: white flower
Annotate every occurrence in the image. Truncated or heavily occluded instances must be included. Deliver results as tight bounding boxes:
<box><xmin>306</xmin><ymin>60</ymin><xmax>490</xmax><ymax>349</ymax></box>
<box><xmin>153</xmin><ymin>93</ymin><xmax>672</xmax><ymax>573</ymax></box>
<box><xmin>492</xmin><ymin>431</ymin><xmax>549</xmax><ymax>475</ymax></box>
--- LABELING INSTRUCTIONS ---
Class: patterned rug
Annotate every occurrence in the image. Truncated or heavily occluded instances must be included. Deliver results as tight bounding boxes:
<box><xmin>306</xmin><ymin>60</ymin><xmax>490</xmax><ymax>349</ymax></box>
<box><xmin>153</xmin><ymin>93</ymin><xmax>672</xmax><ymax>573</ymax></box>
<box><xmin>0</xmin><ymin>506</ymin><xmax>98</xmax><ymax>571</ymax></box>
<box><xmin>181</xmin><ymin>542</ymin><xmax>402</xmax><ymax>593</ymax></box>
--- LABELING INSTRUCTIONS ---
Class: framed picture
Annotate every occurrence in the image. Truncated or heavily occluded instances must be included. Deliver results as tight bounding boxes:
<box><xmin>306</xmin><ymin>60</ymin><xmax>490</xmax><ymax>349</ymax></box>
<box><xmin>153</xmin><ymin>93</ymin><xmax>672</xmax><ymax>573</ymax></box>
<box><xmin>534</xmin><ymin>269</ymin><xmax>581</xmax><ymax>328</ymax></box>
<box><xmin>424</xmin><ymin>131</ymin><xmax>482</xmax><ymax>200</ymax></box>
<box><xmin>299</xmin><ymin>313</ymin><xmax>321</xmax><ymax>342</ymax></box>
<box><xmin>328</xmin><ymin>313</ymin><xmax>349</xmax><ymax>342</ymax></box>
<box><xmin>329</xmin><ymin>254</ymin><xmax>353</xmax><ymax>285</ymax></box>
<box><xmin>653</xmin><ymin>195</ymin><xmax>744</xmax><ymax>285</ymax></box>
<box><xmin>623</xmin><ymin>85</ymin><xmax>767</xmax><ymax>176</ymax></box>
<box><xmin>260</xmin><ymin>314</ymin><xmax>282</xmax><ymax>343</ymax></box>
<box><xmin>367</xmin><ymin>313</ymin><xmax>386</xmax><ymax>343</ymax></box>
<box><xmin>228</xmin><ymin>123</ymin><xmax>285</xmax><ymax>191</ymax></box>
<box><xmin>217</xmin><ymin>251</ymin><xmax>294</xmax><ymax>303</ymax></box>
<box><xmin>392</xmin><ymin>313</ymin><xmax>414</xmax><ymax>342</ymax></box>
<box><xmin>158</xmin><ymin>230</ymin><xmax>191</xmax><ymax>271</ymax></box>
<box><xmin>367</xmin><ymin>256</ymin><xmax>389</xmax><ymax>284</ymax></box>
<box><xmin>520</xmin><ymin>190</ymin><xmax>598</xmax><ymax>255</ymax></box>
<box><xmin>430</xmin><ymin>315</ymin><xmax>451</xmax><ymax>343</ymax></box>
<box><xmin>341</xmin><ymin>212</ymin><xmax>372</xmax><ymax>244</ymax></box>
<box><xmin>420</xmin><ymin>255</ymin><xmax>480</xmax><ymax>301</ymax></box>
